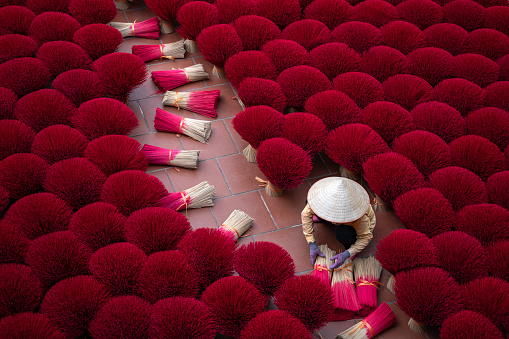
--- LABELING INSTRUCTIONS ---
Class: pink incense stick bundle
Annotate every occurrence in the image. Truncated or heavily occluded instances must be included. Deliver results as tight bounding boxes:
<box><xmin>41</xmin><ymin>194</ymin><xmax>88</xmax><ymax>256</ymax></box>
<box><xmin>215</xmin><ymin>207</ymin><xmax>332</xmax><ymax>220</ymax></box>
<box><xmin>337</xmin><ymin>302</ymin><xmax>396</xmax><ymax>339</ymax></box>
<box><xmin>159</xmin><ymin>181</ymin><xmax>215</xmax><ymax>211</ymax></box>
<box><xmin>151</xmin><ymin>64</ymin><xmax>209</xmax><ymax>92</ymax></box>
<box><xmin>354</xmin><ymin>256</ymin><xmax>383</xmax><ymax>317</ymax></box>
<box><xmin>154</xmin><ymin>108</ymin><xmax>211</xmax><ymax>143</ymax></box>
<box><xmin>331</xmin><ymin>258</ymin><xmax>361</xmax><ymax>319</ymax></box>
<box><xmin>109</xmin><ymin>17</ymin><xmax>160</xmax><ymax>39</ymax></box>
<box><xmin>141</xmin><ymin>144</ymin><xmax>200</xmax><ymax>169</ymax></box>
<box><xmin>162</xmin><ymin>90</ymin><xmax>220</xmax><ymax>118</ymax></box>
<box><xmin>312</xmin><ymin>245</ymin><xmax>335</xmax><ymax>285</ymax></box>
<box><xmin>131</xmin><ymin>40</ymin><xmax>185</xmax><ymax>63</ymax></box>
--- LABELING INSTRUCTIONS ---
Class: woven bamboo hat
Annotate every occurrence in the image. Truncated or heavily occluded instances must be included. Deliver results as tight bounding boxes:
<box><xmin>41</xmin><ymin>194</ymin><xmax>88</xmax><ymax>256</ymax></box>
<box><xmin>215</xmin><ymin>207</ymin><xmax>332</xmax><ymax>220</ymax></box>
<box><xmin>307</xmin><ymin>177</ymin><xmax>370</xmax><ymax>223</ymax></box>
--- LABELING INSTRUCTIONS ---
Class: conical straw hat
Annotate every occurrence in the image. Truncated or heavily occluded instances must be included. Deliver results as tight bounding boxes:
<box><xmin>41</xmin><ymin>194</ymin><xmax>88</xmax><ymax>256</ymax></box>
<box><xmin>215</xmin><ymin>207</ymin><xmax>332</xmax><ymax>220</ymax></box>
<box><xmin>307</xmin><ymin>177</ymin><xmax>370</xmax><ymax>223</ymax></box>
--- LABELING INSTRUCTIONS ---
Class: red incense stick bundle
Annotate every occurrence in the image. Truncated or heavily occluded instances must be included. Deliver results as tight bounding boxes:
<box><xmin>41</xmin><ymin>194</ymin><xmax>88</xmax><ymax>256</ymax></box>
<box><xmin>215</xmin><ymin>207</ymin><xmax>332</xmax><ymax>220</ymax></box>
<box><xmin>162</xmin><ymin>90</ymin><xmax>220</xmax><ymax>118</ymax></box>
<box><xmin>141</xmin><ymin>144</ymin><xmax>200</xmax><ymax>169</ymax></box>
<box><xmin>131</xmin><ymin>40</ymin><xmax>185</xmax><ymax>63</ymax></box>
<box><xmin>159</xmin><ymin>181</ymin><xmax>215</xmax><ymax>211</ymax></box>
<box><xmin>354</xmin><ymin>256</ymin><xmax>383</xmax><ymax>317</ymax></box>
<box><xmin>154</xmin><ymin>108</ymin><xmax>211</xmax><ymax>143</ymax></box>
<box><xmin>312</xmin><ymin>245</ymin><xmax>335</xmax><ymax>285</ymax></box>
<box><xmin>109</xmin><ymin>17</ymin><xmax>160</xmax><ymax>39</ymax></box>
<box><xmin>218</xmin><ymin>210</ymin><xmax>254</xmax><ymax>242</ymax></box>
<box><xmin>151</xmin><ymin>64</ymin><xmax>209</xmax><ymax>92</ymax></box>
<box><xmin>331</xmin><ymin>258</ymin><xmax>361</xmax><ymax>318</ymax></box>
<box><xmin>337</xmin><ymin>302</ymin><xmax>396</xmax><ymax>339</ymax></box>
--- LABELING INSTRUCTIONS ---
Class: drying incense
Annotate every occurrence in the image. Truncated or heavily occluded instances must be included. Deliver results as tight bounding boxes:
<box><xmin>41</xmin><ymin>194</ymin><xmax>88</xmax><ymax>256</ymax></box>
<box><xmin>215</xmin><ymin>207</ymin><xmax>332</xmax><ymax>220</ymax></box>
<box><xmin>184</xmin><ymin>39</ymin><xmax>199</xmax><ymax>54</ymax></box>
<box><xmin>158</xmin><ymin>18</ymin><xmax>174</xmax><ymax>34</ymax></box>
<box><xmin>336</xmin><ymin>302</ymin><xmax>396</xmax><ymax>339</ymax></box>
<box><xmin>354</xmin><ymin>256</ymin><xmax>383</xmax><ymax>316</ymax></box>
<box><xmin>243</xmin><ymin>144</ymin><xmax>257</xmax><ymax>163</ymax></box>
<box><xmin>387</xmin><ymin>274</ymin><xmax>395</xmax><ymax>294</ymax></box>
<box><xmin>159</xmin><ymin>181</ymin><xmax>215</xmax><ymax>211</ymax></box>
<box><xmin>162</xmin><ymin>90</ymin><xmax>220</xmax><ymax>118</ymax></box>
<box><xmin>109</xmin><ymin>17</ymin><xmax>160</xmax><ymax>39</ymax></box>
<box><xmin>151</xmin><ymin>64</ymin><xmax>209</xmax><ymax>91</ymax></box>
<box><xmin>255</xmin><ymin>177</ymin><xmax>284</xmax><ymax>198</ymax></box>
<box><xmin>154</xmin><ymin>108</ymin><xmax>211</xmax><ymax>143</ymax></box>
<box><xmin>219</xmin><ymin>209</ymin><xmax>254</xmax><ymax>241</ymax></box>
<box><xmin>141</xmin><ymin>144</ymin><xmax>200</xmax><ymax>169</ymax></box>
<box><xmin>372</xmin><ymin>195</ymin><xmax>390</xmax><ymax>212</ymax></box>
<box><xmin>331</xmin><ymin>258</ymin><xmax>361</xmax><ymax>315</ymax></box>
<box><xmin>312</xmin><ymin>245</ymin><xmax>335</xmax><ymax>285</ymax></box>
<box><xmin>131</xmin><ymin>40</ymin><xmax>185</xmax><ymax>63</ymax></box>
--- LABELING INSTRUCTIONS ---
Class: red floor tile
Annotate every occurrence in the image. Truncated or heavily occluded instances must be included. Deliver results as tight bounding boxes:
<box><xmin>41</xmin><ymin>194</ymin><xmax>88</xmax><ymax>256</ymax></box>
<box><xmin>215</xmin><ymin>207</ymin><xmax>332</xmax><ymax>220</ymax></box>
<box><xmin>191</xmin><ymin>84</ymin><xmax>242</xmax><ymax>121</ymax></box>
<box><xmin>309</xmin><ymin>155</ymin><xmax>332</xmax><ymax>179</ymax></box>
<box><xmin>148</xmin><ymin>59</ymin><xmax>209</xmax><ymax>92</ymax></box>
<box><xmin>194</xmin><ymin>56</ymin><xmax>231</xmax><ymax>87</ymax></box>
<box><xmin>148</xmin><ymin>169</ymin><xmax>173</xmax><ymax>193</ymax></box>
<box><xmin>180</xmin><ymin>120</ymin><xmax>238</xmax><ymax>160</ymax></box>
<box><xmin>127</xmin><ymin>101</ymin><xmax>149</xmax><ymax>136</ymax></box>
<box><xmin>182</xmin><ymin>207</ymin><xmax>218</xmax><ymax>230</ymax></box>
<box><xmin>224</xmin><ymin>117</ymin><xmax>247</xmax><ymax>152</ymax></box>
<box><xmin>378</xmin><ymin>304</ymin><xmax>429</xmax><ymax>339</ymax></box>
<box><xmin>129</xmin><ymin>73</ymin><xmax>160</xmax><ymax>101</ymax></box>
<box><xmin>371</xmin><ymin>211</ymin><xmax>405</xmax><ymax>248</ymax></box>
<box><xmin>319</xmin><ymin>319</ymin><xmax>359</xmax><ymax>339</ymax></box>
<box><xmin>124</xmin><ymin>7</ymin><xmax>156</xmax><ymax>22</ymax></box>
<box><xmin>216</xmin><ymin>154</ymin><xmax>265</xmax><ymax>194</ymax></box>
<box><xmin>138</xmin><ymin>96</ymin><xmax>194</xmax><ymax>132</ymax></box>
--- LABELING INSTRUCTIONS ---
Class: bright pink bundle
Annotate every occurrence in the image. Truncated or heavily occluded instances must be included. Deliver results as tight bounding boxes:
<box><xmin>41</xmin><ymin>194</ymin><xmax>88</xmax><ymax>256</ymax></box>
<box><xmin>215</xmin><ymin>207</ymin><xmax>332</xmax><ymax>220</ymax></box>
<box><xmin>337</xmin><ymin>302</ymin><xmax>396</xmax><ymax>339</ymax></box>
<box><xmin>142</xmin><ymin>145</ymin><xmax>200</xmax><ymax>169</ymax></box>
<box><xmin>353</xmin><ymin>256</ymin><xmax>383</xmax><ymax>316</ymax></box>
<box><xmin>159</xmin><ymin>181</ymin><xmax>215</xmax><ymax>211</ymax></box>
<box><xmin>312</xmin><ymin>245</ymin><xmax>334</xmax><ymax>285</ymax></box>
<box><xmin>131</xmin><ymin>40</ymin><xmax>185</xmax><ymax>63</ymax></box>
<box><xmin>109</xmin><ymin>17</ymin><xmax>159</xmax><ymax>39</ymax></box>
<box><xmin>154</xmin><ymin>108</ymin><xmax>211</xmax><ymax>143</ymax></box>
<box><xmin>162</xmin><ymin>89</ymin><xmax>220</xmax><ymax>117</ymax></box>
<box><xmin>151</xmin><ymin>64</ymin><xmax>209</xmax><ymax>92</ymax></box>
<box><xmin>331</xmin><ymin>258</ymin><xmax>360</xmax><ymax>318</ymax></box>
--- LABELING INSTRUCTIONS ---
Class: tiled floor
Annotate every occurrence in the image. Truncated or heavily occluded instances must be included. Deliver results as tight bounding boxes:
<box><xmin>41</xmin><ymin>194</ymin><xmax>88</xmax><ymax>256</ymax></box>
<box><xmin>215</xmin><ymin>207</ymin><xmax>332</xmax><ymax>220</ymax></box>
<box><xmin>118</xmin><ymin>5</ymin><xmax>439</xmax><ymax>339</ymax></box>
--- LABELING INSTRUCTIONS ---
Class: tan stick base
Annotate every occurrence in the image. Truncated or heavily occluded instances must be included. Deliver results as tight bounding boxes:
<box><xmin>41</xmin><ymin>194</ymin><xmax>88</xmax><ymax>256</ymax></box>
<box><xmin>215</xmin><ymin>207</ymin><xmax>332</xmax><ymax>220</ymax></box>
<box><xmin>408</xmin><ymin>318</ymin><xmax>426</xmax><ymax>333</ymax></box>
<box><xmin>373</xmin><ymin>195</ymin><xmax>391</xmax><ymax>212</ymax></box>
<box><xmin>243</xmin><ymin>144</ymin><xmax>257</xmax><ymax>163</ymax></box>
<box><xmin>159</xmin><ymin>18</ymin><xmax>174</xmax><ymax>34</ymax></box>
<box><xmin>114</xmin><ymin>0</ymin><xmax>129</xmax><ymax>10</ymax></box>
<box><xmin>212</xmin><ymin>65</ymin><xmax>226</xmax><ymax>78</ymax></box>
<box><xmin>184</xmin><ymin>39</ymin><xmax>199</xmax><ymax>54</ymax></box>
<box><xmin>265</xmin><ymin>181</ymin><xmax>283</xmax><ymax>197</ymax></box>
<box><xmin>339</xmin><ymin>166</ymin><xmax>362</xmax><ymax>183</ymax></box>
<box><xmin>387</xmin><ymin>274</ymin><xmax>395</xmax><ymax>294</ymax></box>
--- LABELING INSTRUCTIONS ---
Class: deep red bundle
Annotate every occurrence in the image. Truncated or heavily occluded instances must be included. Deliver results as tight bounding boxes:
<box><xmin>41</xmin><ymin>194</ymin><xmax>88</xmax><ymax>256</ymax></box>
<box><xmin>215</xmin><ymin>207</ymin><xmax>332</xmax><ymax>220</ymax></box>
<box><xmin>144</xmin><ymin>0</ymin><xmax>188</xmax><ymax>32</ymax></box>
<box><xmin>73</xmin><ymin>24</ymin><xmax>123</xmax><ymax>60</ymax></box>
<box><xmin>214</xmin><ymin>0</ymin><xmax>257</xmax><ymax>23</ymax></box>
<box><xmin>31</xmin><ymin>125</ymin><xmax>88</xmax><ymax>165</ymax></box>
<box><xmin>89</xmin><ymin>243</ymin><xmax>147</xmax><ymax>296</ymax></box>
<box><xmin>353</xmin><ymin>0</ymin><xmax>398</xmax><ymax>28</ymax></box>
<box><xmin>434</xmin><ymin>78</ymin><xmax>485</xmax><ymax>116</ymax></box>
<box><xmin>485</xmin><ymin>6</ymin><xmax>509</xmax><ymax>37</ymax></box>
<box><xmin>29</xmin><ymin>12</ymin><xmax>81</xmax><ymax>45</ymax></box>
<box><xmin>362</xmin><ymin>101</ymin><xmax>415</xmax><ymax>145</ymax></box>
<box><xmin>383</xmin><ymin>74</ymin><xmax>435</xmax><ymax>111</ymax></box>
<box><xmin>0</xmin><ymin>153</ymin><xmax>49</xmax><ymax>201</ymax></box>
<box><xmin>234</xmin><ymin>241</ymin><xmax>295</xmax><ymax>296</ymax></box>
<box><xmin>261</xmin><ymin>39</ymin><xmax>310</xmax><ymax>73</ymax></box>
<box><xmin>407</xmin><ymin>47</ymin><xmax>454</xmax><ymax>86</ymax></box>
<box><xmin>277</xmin><ymin>65</ymin><xmax>332</xmax><ymax>107</ymax></box>
<box><xmin>0</xmin><ymin>187</ymin><xmax>7</xmax><ymax>215</ymax></box>
<box><xmin>303</xmin><ymin>0</ymin><xmax>353</xmax><ymax>30</ymax></box>
<box><xmin>484</xmin><ymin>81</ymin><xmax>509</xmax><ymax>113</ymax></box>
<box><xmin>360</xmin><ymin>46</ymin><xmax>409</xmax><ymax>82</ymax></box>
<box><xmin>68</xmin><ymin>0</ymin><xmax>116</xmax><ymax>25</ymax></box>
<box><xmin>325</xmin><ymin>123</ymin><xmax>390</xmax><ymax>174</ymax></box>
<box><xmin>0</xmin><ymin>34</ymin><xmax>37</xmax><ymax>63</ymax></box>
<box><xmin>332</xmin><ymin>72</ymin><xmax>383</xmax><ymax>109</ymax></box>
<box><xmin>0</xmin><ymin>264</ymin><xmax>42</xmax><ymax>318</ymax></box>
<box><xmin>237</xmin><ymin>78</ymin><xmax>287</xmax><ymax>113</ymax></box>
<box><xmin>396</xmin><ymin>0</ymin><xmax>443</xmax><ymax>30</ymax></box>
<box><xmin>461</xmin><ymin>277</ymin><xmax>509</xmax><ymax>333</ymax></box>
<box><xmin>241</xmin><ymin>310</ymin><xmax>312</xmax><ymax>339</ymax></box>
<box><xmin>26</xmin><ymin>0</ymin><xmax>70</xmax><ymax>14</ymax></box>
<box><xmin>281</xmin><ymin>19</ymin><xmax>330</xmax><ymax>51</ymax></box>
<box><xmin>3</xmin><ymin>192</ymin><xmax>72</xmax><ymax>240</ymax></box>
<box><xmin>176</xmin><ymin>1</ymin><xmax>219</xmax><ymax>41</ymax></box>
<box><xmin>124</xmin><ymin>207</ymin><xmax>191</xmax><ymax>255</ymax></box>
<box><xmin>474</xmin><ymin>0</ymin><xmax>509</xmax><ymax>5</ymax></box>
<box><xmin>498</xmin><ymin>55</ymin><xmax>509</xmax><ymax>81</ymax></box>
<box><xmin>40</xmin><ymin>275</ymin><xmax>110</xmax><ymax>338</ymax></box>
<box><xmin>89</xmin><ymin>296</ymin><xmax>151</xmax><ymax>339</ymax></box>
<box><xmin>0</xmin><ymin>120</ymin><xmax>35</xmax><ymax>161</ymax></box>
<box><xmin>139</xmin><ymin>250</ymin><xmax>198</xmax><ymax>303</ymax></box>
<box><xmin>0</xmin><ymin>6</ymin><xmax>35</xmax><ymax>35</ymax></box>
<box><xmin>467</xmin><ymin>28</ymin><xmax>509</xmax><ymax>61</ymax></box>
<box><xmin>450</xmin><ymin>135</ymin><xmax>506</xmax><ymax>181</ymax></box>
<box><xmin>100</xmin><ymin>170</ymin><xmax>168</xmax><ymax>216</ymax></box>
<box><xmin>309</xmin><ymin>42</ymin><xmax>361</xmax><ymax>80</ymax></box>
<box><xmin>0</xmin><ymin>221</ymin><xmax>30</xmax><ymax>265</ymax></box>
<box><xmin>36</xmin><ymin>41</ymin><xmax>92</xmax><ymax>77</ymax></box>
<box><xmin>202</xmin><ymin>276</ymin><xmax>266</xmax><ymax>338</ymax></box>
<box><xmin>429</xmin><ymin>166</ymin><xmax>488</xmax><ymax>210</ymax></box>
<box><xmin>0</xmin><ymin>57</ymin><xmax>50</xmax><ymax>97</ymax></box>
<box><xmin>0</xmin><ymin>87</ymin><xmax>16</xmax><ymax>120</ymax></box>
<box><xmin>393</xmin><ymin>188</ymin><xmax>455</xmax><ymax>237</ymax></box>
<box><xmin>25</xmin><ymin>231</ymin><xmax>91</xmax><ymax>288</ymax></box>
<box><xmin>443</xmin><ymin>0</ymin><xmax>485</xmax><ymax>32</ymax></box>
<box><xmin>0</xmin><ymin>312</ymin><xmax>66</xmax><ymax>339</ymax></box>
<box><xmin>72</xmin><ymin>98</ymin><xmax>138</xmax><ymax>140</ymax></box>
<box><xmin>410</xmin><ymin>101</ymin><xmax>466</xmax><ymax>143</ymax></box>
<box><xmin>257</xmin><ymin>0</ymin><xmax>300</xmax><ymax>28</ymax></box>
<box><xmin>487</xmin><ymin>171</ymin><xmax>509</xmax><ymax>210</ymax></box>
<box><xmin>453</xmin><ymin>53</ymin><xmax>500</xmax><ymax>88</ymax></box>
<box><xmin>281</xmin><ymin>112</ymin><xmax>327</xmax><ymax>156</ymax></box>
<box><xmin>53</xmin><ymin>70</ymin><xmax>105</xmax><ymax>107</ymax></box>
<box><xmin>109</xmin><ymin>17</ymin><xmax>160</xmax><ymax>39</ymax></box>
<box><xmin>440</xmin><ymin>310</ymin><xmax>505</xmax><ymax>339</ymax></box>
<box><xmin>224</xmin><ymin>51</ymin><xmax>278</xmax><ymax>89</ymax></box>
<box><xmin>395</xmin><ymin>267</ymin><xmax>463</xmax><ymax>327</ymax></box>
<box><xmin>467</xmin><ymin>107</ymin><xmax>509</xmax><ymax>151</ymax></box>
<box><xmin>92</xmin><ymin>52</ymin><xmax>147</xmax><ymax>103</ymax></box>
<box><xmin>274</xmin><ymin>275</ymin><xmax>334</xmax><ymax>332</ymax></box>
<box><xmin>485</xmin><ymin>240</ymin><xmax>509</xmax><ymax>281</ymax></box>
<box><xmin>178</xmin><ymin>228</ymin><xmax>236</xmax><ymax>292</ymax></box>
<box><xmin>69</xmin><ymin>202</ymin><xmax>126</xmax><ymax>251</ymax></box>
<box><xmin>457</xmin><ymin>203</ymin><xmax>509</xmax><ymax>246</ymax></box>
<box><xmin>380</xmin><ymin>21</ymin><xmax>426</xmax><ymax>55</ymax></box>
<box><xmin>331</xmin><ymin>21</ymin><xmax>382</xmax><ymax>53</ymax></box>
<box><xmin>232</xmin><ymin>15</ymin><xmax>281</xmax><ymax>51</ymax></box>
<box><xmin>304</xmin><ymin>90</ymin><xmax>360</xmax><ymax>131</ymax></box>
<box><xmin>423</xmin><ymin>23</ymin><xmax>468</xmax><ymax>55</ymax></box>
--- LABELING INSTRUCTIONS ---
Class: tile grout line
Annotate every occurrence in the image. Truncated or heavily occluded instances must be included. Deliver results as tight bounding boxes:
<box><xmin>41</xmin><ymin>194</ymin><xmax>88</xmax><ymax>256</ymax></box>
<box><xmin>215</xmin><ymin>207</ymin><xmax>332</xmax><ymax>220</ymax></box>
<box><xmin>214</xmin><ymin>158</ymin><xmax>233</xmax><ymax>195</ymax></box>
<box><xmin>257</xmin><ymin>190</ymin><xmax>279</xmax><ymax>230</ymax></box>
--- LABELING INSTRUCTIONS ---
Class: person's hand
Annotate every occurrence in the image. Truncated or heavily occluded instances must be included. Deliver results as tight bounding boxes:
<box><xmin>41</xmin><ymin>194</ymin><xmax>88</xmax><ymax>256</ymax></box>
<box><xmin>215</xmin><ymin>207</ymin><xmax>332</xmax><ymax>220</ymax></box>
<box><xmin>330</xmin><ymin>251</ymin><xmax>350</xmax><ymax>270</ymax></box>
<box><xmin>310</xmin><ymin>242</ymin><xmax>325</xmax><ymax>265</ymax></box>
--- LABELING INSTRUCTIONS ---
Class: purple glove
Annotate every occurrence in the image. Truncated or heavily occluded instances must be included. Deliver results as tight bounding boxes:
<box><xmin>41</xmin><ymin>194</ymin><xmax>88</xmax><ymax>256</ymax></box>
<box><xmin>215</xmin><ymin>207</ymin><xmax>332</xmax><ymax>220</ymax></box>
<box><xmin>310</xmin><ymin>242</ymin><xmax>325</xmax><ymax>265</ymax></box>
<box><xmin>330</xmin><ymin>251</ymin><xmax>350</xmax><ymax>270</ymax></box>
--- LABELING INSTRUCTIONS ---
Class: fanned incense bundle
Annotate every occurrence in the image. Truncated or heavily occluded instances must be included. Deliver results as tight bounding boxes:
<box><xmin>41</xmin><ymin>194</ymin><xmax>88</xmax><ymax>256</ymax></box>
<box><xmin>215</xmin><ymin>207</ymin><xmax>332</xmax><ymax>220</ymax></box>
<box><xmin>131</xmin><ymin>40</ymin><xmax>185</xmax><ymax>63</ymax></box>
<box><xmin>159</xmin><ymin>181</ymin><xmax>215</xmax><ymax>211</ymax></box>
<box><xmin>312</xmin><ymin>245</ymin><xmax>335</xmax><ymax>285</ymax></box>
<box><xmin>354</xmin><ymin>256</ymin><xmax>383</xmax><ymax>316</ymax></box>
<box><xmin>109</xmin><ymin>17</ymin><xmax>160</xmax><ymax>39</ymax></box>
<box><xmin>162</xmin><ymin>90</ymin><xmax>220</xmax><ymax>118</ymax></box>
<box><xmin>332</xmin><ymin>258</ymin><xmax>361</xmax><ymax>316</ymax></box>
<box><xmin>336</xmin><ymin>302</ymin><xmax>396</xmax><ymax>339</ymax></box>
<box><xmin>141</xmin><ymin>144</ymin><xmax>200</xmax><ymax>169</ymax></box>
<box><xmin>154</xmin><ymin>108</ymin><xmax>211</xmax><ymax>143</ymax></box>
<box><xmin>219</xmin><ymin>210</ymin><xmax>254</xmax><ymax>241</ymax></box>
<box><xmin>151</xmin><ymin>64</ymin><xmax>209</xmax><ymax>92</ymax></box>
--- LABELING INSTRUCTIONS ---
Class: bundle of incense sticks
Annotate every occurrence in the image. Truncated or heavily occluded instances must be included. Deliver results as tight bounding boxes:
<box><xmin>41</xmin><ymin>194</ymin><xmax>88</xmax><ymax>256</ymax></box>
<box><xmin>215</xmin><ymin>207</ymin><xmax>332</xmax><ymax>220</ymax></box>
<box><xmin>159</xmin><ymin>181</ymin><xmax>215</xmax><ymax>211</ymax></box>
<box><xmin>354</xmin><ymin>256</ymin><xmax>383</xmax><ymax>316</ymax></box>
<box><xmin>336</xmin><ymin>302</ymin><xmax>396</xmax><ymax>339</ymax></box>
<box><xmin>131</xmin><ymin>40</ymin><xmax>185</xmax><ymax>63</ymax></box>
<box><xmin>218</xmin><ymin>210</ymin><xmax>254</xmax><ymax>241</ymax></box>
<box><xmin>151</xmin><ymin>64</ymin><xmax>209</xmax><ymax>92</ymax></box>
<box><xmin>109</xmin><ymin>17</ymin><xmax>160</xmax><ymax>39</ymax></box>
<box><xmin>184</xmin><ymin>39</ymin><xmax>199</xmax><ymax>54</ymax></box>
<box><xmin>331</xmin><ymin>258</ymin><xmax>361</xmax><ymax>317</ymax></box>
<box><xmin>162</xmin><ymin>90</ymin><xmax>220</xmax><ymax>118</ymax></box>
<box><xmin>141</xmin><ymin>144</ymin><xmax>200</xmax><ymax>169</ymax></box>
<box><xmin>312</xmin><ymin>245</ymin><xmax>335</xmax><ymax>285</ymax></box>
<box><xmin>114</xmin><ymin>0</ymin><xmax>130</xmax><ymax>10</ymax></box>
<box><xmin>154</xmin><ymin>108</ymin><xmax>212</xmax><ymax>143</ymax></box>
